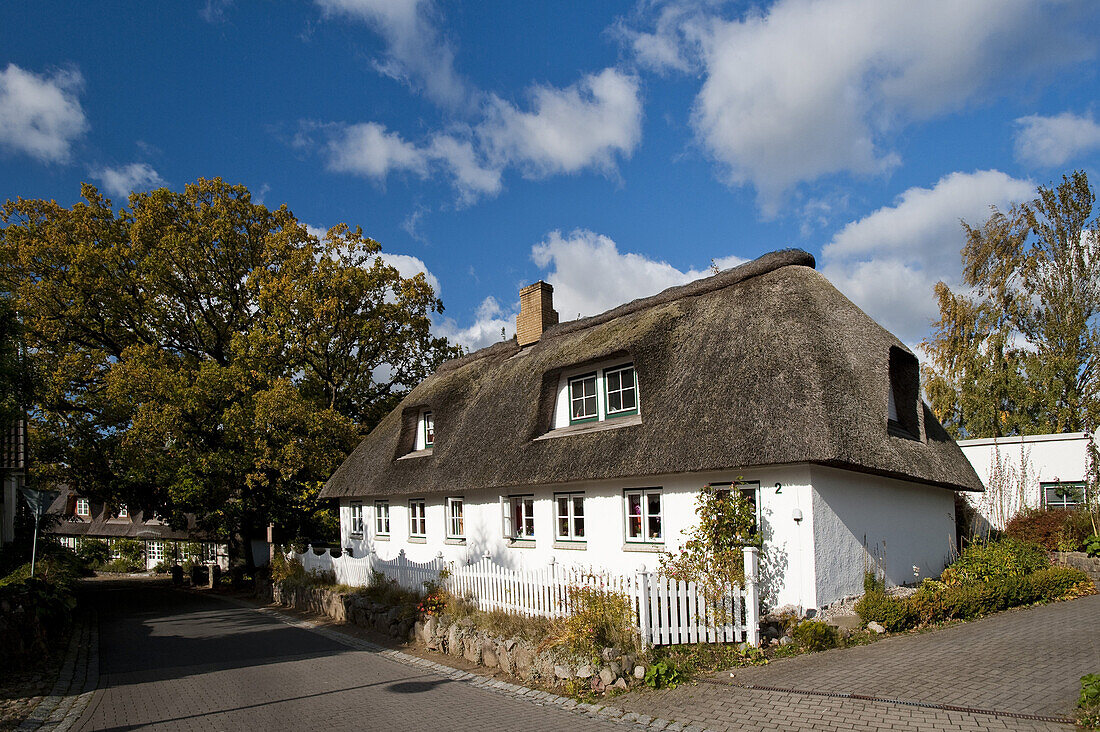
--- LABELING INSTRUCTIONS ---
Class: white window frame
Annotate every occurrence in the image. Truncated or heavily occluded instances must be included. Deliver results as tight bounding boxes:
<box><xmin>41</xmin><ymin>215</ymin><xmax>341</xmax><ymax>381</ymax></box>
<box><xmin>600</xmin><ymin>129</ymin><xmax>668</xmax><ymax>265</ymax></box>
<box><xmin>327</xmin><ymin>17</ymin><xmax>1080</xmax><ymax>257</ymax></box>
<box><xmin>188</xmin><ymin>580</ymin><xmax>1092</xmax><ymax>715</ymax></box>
<box><xmin>374</xmin><ymin>500</ymin><xmax>390</xmax><ymax>536</ymax></box>
<box><xmin>503</xmin><ymin>495</ymin><xmax>535</xmax><ymax>540</ymax></box>
<box><xmin>147</xmin><ymin>540</ymin><xmax>164</xmax><ymax>563</ymax></box>
<box><xmin>423</xmin><ymin>411</ymin><xmax>434</xmax><ymax>447</ymax></box>
<box><xmin>604</xmin><ymin>363</ymin><xmax>638</xmax><ymax>417</ymax></box>
<box><xmin>625</xmin><ymin>488</ymin><xmax>663</xmax><ymax>543</ymax></box>
<box><xmin>1042</xmin><ymin>482</ymin><xmax>1085</xmax><ymax>509</ymax></box>
<box><xmin>554</xmin><ymin>492</ymin><xmax>586</xmax><ymax>542</ymax></box>
<box><xmin>568</xmin><ymin>372</ymin><xmax>598</xmax><ymax>424</ymax></box>
<box><xmin>712</xmin><ymin>481</ymin><xmax>761</xmax><ymax>533</ymax></box>
<box><xmin>409</xmin><ymin>498</ymin><xmax>427</xmax><ymax>538</ymax></box>
<box><xmin>117</xmin><ymin>505</ymin><xmax>128</xmax><ymax>518</ymax></box>
<box><xmin>349</xmin><ymin>501</ymin><xmax>364</xmax><ymax>537</ymax></box>
<box><xmin>76</xmin><ymin>498</ymin><xmax>90</xmax><ymax>517</ymax></box>
<box><xmin>447</xmin><ymin>496</ymin><xmax>464</xmax><ymax>539</ymax></box>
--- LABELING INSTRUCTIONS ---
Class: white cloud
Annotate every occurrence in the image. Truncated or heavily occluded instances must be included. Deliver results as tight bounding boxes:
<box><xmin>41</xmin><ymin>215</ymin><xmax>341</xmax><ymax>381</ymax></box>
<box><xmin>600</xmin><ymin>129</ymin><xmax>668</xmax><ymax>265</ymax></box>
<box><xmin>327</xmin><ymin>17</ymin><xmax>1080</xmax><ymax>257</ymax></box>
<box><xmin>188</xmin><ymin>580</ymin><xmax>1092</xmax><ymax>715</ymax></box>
<box><xmin>821</xmin><ymin>170</ymin><xmax>1035</xmax><ymax>345</ymax></box>
<box><xmin>318</xmin><ymin>68</ymin><xmax>640</xmax><ymax>203</ymax></box>
<box><xmin>315</xmin><ymin>0</ymin><xmax>469</xmax><ymax>110</ymax></box>
<box><xmin>0</xmin><ymin>63</ymin><xmax>87</xmax><ymax>163</ymax></box>
<box><xmin>379</xmin><ymin>252</ymin><xmax>441</xmax><ymax>295</ymax></box>
<box><xmin>435</xmin><ymin>296</ymin><xmax>515</xmax><ymax>353</ymax></box>
<box><xmin>92</xmin><ymin>163</ymin><xmax>165</xmax><ymax>198</ymax></box>
<box><xmin>480</xmin><ymin>68</ymin><xmax>643</xmax><ymax>177</ymax></box>
<box><xmin>1014</xmin><ymin>111</ymin><xmax>1100</xmax><ymax>168</ymax></box>
<box><xmin>629</xmin><ymin>0</ymin><xmax>1091</xmax><ymax>214</ymax></box>
<box><xmin>325</xmin><ymin>122</ymin><xmax>429</xmax><ymax>179</ymax></box>
<box><xmin>531</xmin><ymin>229</ymin><xmax>744</xmax><ymax>321</ymax></box>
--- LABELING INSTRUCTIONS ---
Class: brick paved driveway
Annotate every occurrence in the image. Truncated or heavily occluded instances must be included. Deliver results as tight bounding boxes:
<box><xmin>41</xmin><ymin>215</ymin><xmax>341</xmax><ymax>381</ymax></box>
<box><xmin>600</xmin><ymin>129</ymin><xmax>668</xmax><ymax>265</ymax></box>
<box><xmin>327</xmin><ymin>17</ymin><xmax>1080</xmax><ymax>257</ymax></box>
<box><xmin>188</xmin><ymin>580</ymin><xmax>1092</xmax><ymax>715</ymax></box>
<box><xmin>617</xmin><ymin>594</ymin><xmax>1100</xmax><ymax>731</ymax></box>
<box><xmin>74</xmin><ymin>585</ymin><xmax>624</xmax><ymax>732</ymax></box>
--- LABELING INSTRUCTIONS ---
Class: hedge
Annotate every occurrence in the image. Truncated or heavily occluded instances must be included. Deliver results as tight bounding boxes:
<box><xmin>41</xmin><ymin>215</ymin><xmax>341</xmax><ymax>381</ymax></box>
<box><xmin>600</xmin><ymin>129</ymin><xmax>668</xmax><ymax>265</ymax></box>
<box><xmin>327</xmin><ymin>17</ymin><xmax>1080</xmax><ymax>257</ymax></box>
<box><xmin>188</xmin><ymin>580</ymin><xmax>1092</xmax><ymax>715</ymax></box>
<box><xmin>855</xmin><ymin>566</ymin><xmax>1092</xmax><ymax>632</ymax></box>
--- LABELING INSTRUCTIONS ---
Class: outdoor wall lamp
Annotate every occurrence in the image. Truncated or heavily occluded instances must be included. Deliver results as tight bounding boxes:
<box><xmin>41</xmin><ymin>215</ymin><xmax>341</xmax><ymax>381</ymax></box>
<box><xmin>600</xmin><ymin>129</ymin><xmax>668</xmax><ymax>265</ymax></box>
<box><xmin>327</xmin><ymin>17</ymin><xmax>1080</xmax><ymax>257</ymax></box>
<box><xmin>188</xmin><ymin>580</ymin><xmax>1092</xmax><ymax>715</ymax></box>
<box><xmin>792</xmin><ymin>508</ymin><xmax>803</xmax><ymax>523</ymax></box>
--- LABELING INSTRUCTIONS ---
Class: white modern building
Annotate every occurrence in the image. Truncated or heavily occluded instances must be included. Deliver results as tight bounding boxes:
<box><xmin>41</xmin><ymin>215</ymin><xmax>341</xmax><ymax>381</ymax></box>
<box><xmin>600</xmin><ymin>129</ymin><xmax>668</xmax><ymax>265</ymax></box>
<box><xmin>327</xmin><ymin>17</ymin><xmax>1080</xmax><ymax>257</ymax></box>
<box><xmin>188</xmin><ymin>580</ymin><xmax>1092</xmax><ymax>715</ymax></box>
<box><xmin>958</xmin><ymin>431</ymin><xmax>1095</xmax><ymax>531</ymax></box>
<box><xmin>322</xmin><ymin>250</ymin><xmax>983</xmax><ymax>612</ymax></box>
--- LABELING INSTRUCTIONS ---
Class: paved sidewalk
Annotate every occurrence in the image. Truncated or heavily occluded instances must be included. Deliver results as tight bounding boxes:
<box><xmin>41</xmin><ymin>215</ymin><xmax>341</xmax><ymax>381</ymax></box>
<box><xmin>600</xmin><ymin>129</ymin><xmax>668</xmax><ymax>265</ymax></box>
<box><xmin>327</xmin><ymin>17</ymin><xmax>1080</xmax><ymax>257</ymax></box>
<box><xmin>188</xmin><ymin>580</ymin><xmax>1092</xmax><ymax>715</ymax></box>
<box><xmin>17</xmin><ymin>611</ymin><xmax>99</xmax><ymax>732</ymax></box>
<box><xmin>616</xmin><ymin>595</ymin><xmax>1100</xmax><ymax>731</ymax></box>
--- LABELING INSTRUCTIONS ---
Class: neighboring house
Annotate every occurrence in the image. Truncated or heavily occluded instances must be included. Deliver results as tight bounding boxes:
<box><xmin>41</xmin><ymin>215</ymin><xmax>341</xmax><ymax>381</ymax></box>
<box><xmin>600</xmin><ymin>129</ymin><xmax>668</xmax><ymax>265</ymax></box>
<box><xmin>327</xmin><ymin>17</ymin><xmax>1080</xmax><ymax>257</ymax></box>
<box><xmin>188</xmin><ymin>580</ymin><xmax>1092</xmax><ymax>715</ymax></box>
<box><xmin>45</xmin><ymin>486</ymin><xmax>228</xmax><ymax>570</ymax></box>
<box><xmin>321</xmin><ymin>250</ymin><xmax>982</xmax><ymax>612</ymax></box>
<box><xmin>0</xmin><ymin>418</ymin><xmax>26</xmax><ymax>544</ymax></box>
<box><xmin>958</xmin><ymin>431</ymin><xmax>1096</xmax><ymax>532</ymax></box>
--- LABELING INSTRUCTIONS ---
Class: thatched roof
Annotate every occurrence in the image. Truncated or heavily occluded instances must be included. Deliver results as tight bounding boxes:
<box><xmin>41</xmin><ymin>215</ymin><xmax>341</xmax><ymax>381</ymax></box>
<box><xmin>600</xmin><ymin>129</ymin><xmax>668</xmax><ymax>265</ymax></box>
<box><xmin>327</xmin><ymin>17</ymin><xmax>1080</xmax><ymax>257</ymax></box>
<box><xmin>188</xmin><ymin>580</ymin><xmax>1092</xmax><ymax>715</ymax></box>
<box><xmin>44</xmin><ymin>486</ymin><xmax>216</xmax><ymax>542</ymax></box>
<box><xmin>322</xmin><ymin>249</ymin><xmax>983</xmax><ymax>498</ymax></box>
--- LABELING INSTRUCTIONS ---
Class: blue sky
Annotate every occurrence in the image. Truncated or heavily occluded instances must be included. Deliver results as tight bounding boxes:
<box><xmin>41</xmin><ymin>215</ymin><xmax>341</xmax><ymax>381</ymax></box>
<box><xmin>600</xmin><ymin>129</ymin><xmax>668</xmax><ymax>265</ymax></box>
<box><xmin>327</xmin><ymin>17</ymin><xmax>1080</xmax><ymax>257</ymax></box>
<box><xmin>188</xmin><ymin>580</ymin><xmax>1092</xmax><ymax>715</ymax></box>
<box><xmin>2</xmin><ymin>1</ymin><xmax>1100</xmax><ymax>354</ymax></box>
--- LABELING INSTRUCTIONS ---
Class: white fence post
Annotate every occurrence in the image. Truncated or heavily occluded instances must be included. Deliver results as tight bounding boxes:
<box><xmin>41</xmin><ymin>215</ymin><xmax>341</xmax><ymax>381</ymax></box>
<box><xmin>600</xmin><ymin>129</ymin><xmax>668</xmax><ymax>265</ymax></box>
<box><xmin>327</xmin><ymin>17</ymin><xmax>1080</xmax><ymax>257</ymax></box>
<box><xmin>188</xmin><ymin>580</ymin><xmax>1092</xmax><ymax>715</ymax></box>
<box><xmin>636</xmin><ymin>565</ymin><xmax>651</xmax><ymax>649</ymax></box>
<box><xmin>744</xmin><ymin>546</ymin><xmax>760</xmax><ymax>646</ymax></box>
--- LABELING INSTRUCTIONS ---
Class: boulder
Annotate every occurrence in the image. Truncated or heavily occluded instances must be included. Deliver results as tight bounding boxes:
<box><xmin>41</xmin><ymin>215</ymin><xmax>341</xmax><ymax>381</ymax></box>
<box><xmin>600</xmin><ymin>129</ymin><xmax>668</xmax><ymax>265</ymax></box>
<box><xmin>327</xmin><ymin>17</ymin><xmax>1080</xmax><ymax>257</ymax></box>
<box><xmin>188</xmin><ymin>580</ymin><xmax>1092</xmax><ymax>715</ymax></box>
<box><xmin>613</xmin><ymin>677</ymin><xmax>629</xmax><ymax>691</ymax></box>
<box><xmin>481</xmin><ymin>639</ymin><xmax>498</xmax><ymax>668</ymax></box>
<box><xmin>826</xmin><ymin>614</ymin><xmax>862</xmax><ymax>632</ymax></box>
<box><xmin>513</xmin><ymin>643</ymin><xmax>536</xmax><ymax>678</ymax></box>
<box><xmin>867</xmin><ymin>621</ymin><xmax>886</xmax><ymax>634</ymax></box>
<box><xmin>633</xmin><ymin>665</ymin><xmax>646</xmax><ymax>680</ymax></box>
<box><xmin>598</xmin><ymin>667</ymin><xmax>615</xmax><ymax>686</ymax></box>
<box><xmin>447</xmin><ymin>624</ymin><xmax>463</xmax><ymax>656</ymax></box>
<box><xmin>554</xmin><ymin>664</ymin><xmax>574</xmax><ymax>680</ymax></box>
<box><xmin>575</xmin><ymin>664</ymin><xmax>594</xmax><ymax>679</ymax></box>
<box><xmin>779</xmin><ymin>636</ymin><xmax>793</xmax><ymax>646</ymax></box>
<box><xmin>463</xmin><ymin>636</ymin><xmax>482</xmax><ymax>664</ymax></box>
<box><xmin>497</xmin><ymin>644</ymin><xmax>514</xmax><ymax>675</ymax></box>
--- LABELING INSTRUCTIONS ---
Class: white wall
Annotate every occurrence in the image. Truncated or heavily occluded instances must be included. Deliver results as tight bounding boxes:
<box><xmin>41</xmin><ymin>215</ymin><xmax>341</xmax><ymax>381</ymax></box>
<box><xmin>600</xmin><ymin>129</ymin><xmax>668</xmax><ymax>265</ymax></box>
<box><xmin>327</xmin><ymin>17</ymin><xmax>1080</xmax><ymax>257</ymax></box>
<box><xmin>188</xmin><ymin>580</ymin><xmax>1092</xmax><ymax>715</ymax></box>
<box><xmin>810</xmin><ymin>466</ymin><xmax>957</xmax><ymax>608</ymax></box>
<box><xmin>339</xmin><ymin>465</ymin><xmax>819</xmax><ymax>611</ymax></box>
<box><xmin>958</xmin><ymin>432</ymin><xmax>1093</xmax><ymax>530</ymax></box>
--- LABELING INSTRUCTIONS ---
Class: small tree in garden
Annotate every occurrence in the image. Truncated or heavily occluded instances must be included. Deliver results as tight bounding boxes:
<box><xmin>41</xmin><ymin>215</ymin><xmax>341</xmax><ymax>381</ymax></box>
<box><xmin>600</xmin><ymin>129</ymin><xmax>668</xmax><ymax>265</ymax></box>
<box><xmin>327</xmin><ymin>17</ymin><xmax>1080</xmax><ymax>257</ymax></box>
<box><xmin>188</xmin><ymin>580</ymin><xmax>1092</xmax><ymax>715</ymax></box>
<box><xmin>660</xmin><ymin>483</ymin><xmax>759</xmax><ymax>617</ymax></box>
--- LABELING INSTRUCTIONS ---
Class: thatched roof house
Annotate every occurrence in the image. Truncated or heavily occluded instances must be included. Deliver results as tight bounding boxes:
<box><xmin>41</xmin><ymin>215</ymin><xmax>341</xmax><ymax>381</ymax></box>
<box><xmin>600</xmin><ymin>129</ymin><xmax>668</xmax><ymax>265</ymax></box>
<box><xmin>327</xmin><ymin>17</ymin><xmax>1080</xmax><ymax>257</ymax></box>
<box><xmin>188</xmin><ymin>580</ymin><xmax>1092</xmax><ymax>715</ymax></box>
<box><xmin>323</xmin><ymin>249</ymin><xmax>980</xmax><ymax>612</ymax></box>
<box><xmin>323</xmin><ymin>249</ymin><xmax>980</xmax><ymax>499</ymax></box>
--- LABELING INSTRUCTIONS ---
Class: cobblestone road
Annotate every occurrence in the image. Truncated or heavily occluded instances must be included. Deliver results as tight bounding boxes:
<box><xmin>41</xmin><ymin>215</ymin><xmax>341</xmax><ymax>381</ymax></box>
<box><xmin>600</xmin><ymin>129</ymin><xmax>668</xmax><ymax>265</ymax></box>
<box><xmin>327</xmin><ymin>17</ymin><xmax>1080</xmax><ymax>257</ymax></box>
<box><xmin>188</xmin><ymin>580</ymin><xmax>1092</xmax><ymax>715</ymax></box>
<box><xmin>616</xmin><ymin>594</ymin><xmax>1100</xmax><ymax>731</ymax></box>
<box><xmin>73</xmin><ymin>586</ymin><xmax>626</xmax><ymax>732</ymax></box>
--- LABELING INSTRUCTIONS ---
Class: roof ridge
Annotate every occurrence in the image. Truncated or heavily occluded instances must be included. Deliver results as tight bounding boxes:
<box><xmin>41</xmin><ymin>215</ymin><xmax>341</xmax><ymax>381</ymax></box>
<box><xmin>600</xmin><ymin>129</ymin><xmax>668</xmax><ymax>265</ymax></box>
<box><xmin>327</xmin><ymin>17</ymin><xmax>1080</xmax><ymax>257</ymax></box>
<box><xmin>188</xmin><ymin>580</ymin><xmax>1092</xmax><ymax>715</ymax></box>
<box><xmin>438</xmin><ymin>248</ymin><xmax>815</xmax><ymax>373</ymax></box>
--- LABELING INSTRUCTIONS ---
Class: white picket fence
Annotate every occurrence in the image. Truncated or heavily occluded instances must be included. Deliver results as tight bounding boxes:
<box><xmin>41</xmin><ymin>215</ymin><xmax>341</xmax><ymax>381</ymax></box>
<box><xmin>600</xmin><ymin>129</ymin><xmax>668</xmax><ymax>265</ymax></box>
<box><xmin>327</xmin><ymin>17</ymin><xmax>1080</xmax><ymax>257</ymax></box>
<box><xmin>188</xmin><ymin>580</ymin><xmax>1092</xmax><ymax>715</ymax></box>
<box><xmin>289</xmin><ymin>546</ymin><xmax>760</xmax><ymax>646</ymax></box>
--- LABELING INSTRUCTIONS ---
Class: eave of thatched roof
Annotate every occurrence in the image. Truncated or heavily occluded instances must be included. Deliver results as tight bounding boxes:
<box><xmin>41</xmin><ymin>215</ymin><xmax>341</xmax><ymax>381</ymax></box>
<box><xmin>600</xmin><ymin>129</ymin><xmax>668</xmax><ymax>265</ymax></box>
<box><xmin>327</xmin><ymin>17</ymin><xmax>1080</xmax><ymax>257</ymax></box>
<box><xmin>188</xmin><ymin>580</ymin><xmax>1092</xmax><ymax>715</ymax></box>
<box><xmin>321</xmin><ymin>249</ymin><xmax>982</xmax><ymax>498</ymax></box>
<box><xmin>44</xmin><ymin>486</ymin><xmax>217</xmax><ymax>542</ymax></box>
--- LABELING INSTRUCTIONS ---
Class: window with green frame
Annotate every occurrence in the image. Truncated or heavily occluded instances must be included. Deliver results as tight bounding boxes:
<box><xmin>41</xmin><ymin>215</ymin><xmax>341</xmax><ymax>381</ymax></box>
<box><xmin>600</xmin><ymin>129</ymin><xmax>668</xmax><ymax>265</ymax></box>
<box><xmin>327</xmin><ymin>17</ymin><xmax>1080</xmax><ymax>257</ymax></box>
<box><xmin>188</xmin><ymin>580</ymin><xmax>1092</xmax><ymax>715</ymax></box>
<box><xmin>604</xmin><ymin>363</ymin><xmax>638</xmax><ymax>417</ymax></box>
<box><xmin>423</xmin><ymin>410</ymin><xmax>434</xmax><ymax>447</ymax></box>
<box><xmin>1042</xmin><ymin>482</ymin><xmax>1085</xmax><ymax>509</ymax></box>
<box><xmin>569</xmin><ymin>372</ymin><xmax>598</xmax><ymax>424</ymax></box>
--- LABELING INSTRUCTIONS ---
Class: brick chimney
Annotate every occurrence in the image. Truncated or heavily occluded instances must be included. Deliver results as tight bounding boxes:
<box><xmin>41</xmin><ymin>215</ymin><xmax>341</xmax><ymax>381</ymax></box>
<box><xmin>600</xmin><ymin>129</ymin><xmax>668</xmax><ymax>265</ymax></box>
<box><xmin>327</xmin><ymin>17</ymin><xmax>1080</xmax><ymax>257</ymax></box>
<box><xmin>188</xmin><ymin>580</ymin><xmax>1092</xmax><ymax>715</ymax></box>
<box><xmin>516</xmin><ymin>281</ymin><xmax>559</xmax><ymax>347</ymax></box>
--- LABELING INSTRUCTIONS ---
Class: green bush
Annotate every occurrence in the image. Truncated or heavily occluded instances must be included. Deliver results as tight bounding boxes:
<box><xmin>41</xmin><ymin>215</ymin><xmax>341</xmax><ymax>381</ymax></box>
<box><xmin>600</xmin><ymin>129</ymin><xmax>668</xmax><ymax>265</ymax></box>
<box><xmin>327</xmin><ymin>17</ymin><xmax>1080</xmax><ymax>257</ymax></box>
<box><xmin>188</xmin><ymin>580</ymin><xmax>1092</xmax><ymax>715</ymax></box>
<box><xmin>0</xmin><ymin>566</ymin><xmax>79</xmax><ymax>665</ymax></box>
<box><xmin>114</xmin><ymin>538</ymin><xmax>146</xmax><ymax>564</ymax></box>
<box><xmin>644</xmin><ymin>659</ymin><xmax>685</xmax><ymax>689</ymax></box>
<box><xmin>854</xmin><ymin>591</ymin><xmax>917</xmax><ymax>631</ymax></box>
<box><xmin>101</xmin><ymin>557</ymin><xmax>143</xmax><ymax>573</ymax></box>
<box><xmin>77</xmin><ymin>539</ymin><xmax>111</xmax><ymax>567</ymax></box>
<box><xmin>940</xmin><ymin>537</ymin><xmax>1049</xmax><ymax>586</ymax></box>
<box><xmin>1085</xmin><ymin>534</ymin><xmax>1100</xmax><ymax>558</ymax></box>
<box><xmin>791</xmin><ymin>619</ymin><xmax>840</xmax><ymax>651</ymax></box>
<box><xmin>860</xmin><ymin>566</ymin><xmax>1092</xmax><ymax>633</ymax></box>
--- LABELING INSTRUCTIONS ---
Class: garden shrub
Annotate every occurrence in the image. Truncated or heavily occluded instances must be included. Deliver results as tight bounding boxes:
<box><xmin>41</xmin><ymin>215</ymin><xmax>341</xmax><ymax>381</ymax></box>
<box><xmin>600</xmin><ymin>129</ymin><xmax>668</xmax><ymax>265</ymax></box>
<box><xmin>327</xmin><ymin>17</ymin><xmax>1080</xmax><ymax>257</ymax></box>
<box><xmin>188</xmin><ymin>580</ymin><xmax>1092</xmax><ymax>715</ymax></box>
<box><xmin>940</xmin><ymin>537</ymin><xmax>1049</xmax><ymax>586</ymax></box>
<box><xmin>643</xmin><ymin>659</ymin><xmax>685</xmax><ymax>689</ymax></box>
<box><xmin>101</xmin><ymin>557</ymin><xmax>143</xmax><ymax>573</ymax></box>
<box><xmin>1005</xmin><ymin>508</ymin><xmax>1094</xmax><ymax>551</ymax></box>
<box><xmin>854</xmin><ymin>591</ymin><xmax>916</xmax><ymax>631</ymax></box>
<box><xmin>77</xmin><ymin>539</ymin><xmax>111</xmax><ymax>568</ymax></box>
<box><xmin>545</xmin><ymin>585</ymin><xmax>638</xmax><ymax>658</ymax></box>
<box><xmin>1080</xmin><ymin>673</ymin><xmax>1100</xmax><ymax>730</ymax></box>
<box><xmin>791</xmin><ymin>619</ymin><xmax>840</xmax><ymax>651</ymax></box>
<box><xmin>1086</xmin><ymin>534</ymin><xmax>1100</xmax><ymax>558</ymax></box>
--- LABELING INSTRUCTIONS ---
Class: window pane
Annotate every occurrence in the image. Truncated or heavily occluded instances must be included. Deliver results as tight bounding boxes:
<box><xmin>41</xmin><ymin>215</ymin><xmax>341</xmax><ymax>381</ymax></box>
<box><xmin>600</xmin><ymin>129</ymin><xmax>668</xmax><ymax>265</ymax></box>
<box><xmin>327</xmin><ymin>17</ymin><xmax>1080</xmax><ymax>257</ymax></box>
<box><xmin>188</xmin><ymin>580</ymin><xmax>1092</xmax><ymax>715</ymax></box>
<box><xmin>629</xmin><ymin>516</ymin><xmax>642</xmax><ymax>538</ymax></box>
<box><xmin>607</xmin><ymin>371</ymin><xmax>620</xmax><ymax>391</ymax></box>
<box><xmin>583</xmin><ymin>377</ymin><xmax>596</xmax><ymax>397</ymax></box>
<box><xmin>621</xmin><ymin>389</ymin><xmax>636</xmax><ymax>410</ymax></box>
<box><xmin>574</xmin><ymin>517</ymin><xmax>585</xmax><ymax>538</ymax></box>
<box><xmin>647</xmin><ymin>493</ymin><xmax>661</xmax><ymax>517</ymax></box>
<box><xmin>583</xmin><ymin>395</ymin><xmax>596</xmax><ymax>416</ymax></box>
<box><xmin>558</xmin><ymin>496</ymin><xmax>568</xmax><ymax>517</ymax></box>
<box><xmin>648</xmin><ymin>515</ymin><xmax>662</xmax><ymax>539</ymax></box>
<box><xmin>558</xmin><ymin>516</ymin><xmax>570</xmax><ymax>537</ymax></box>
<box><xmin>573</xmin><ymin>496</ymin><xmax>584</xmax><ymax>517</ymax></box>
<box><xmin>629</xmin><ymin>494</ymin><xmax>642</xmax><ymax>516</ymax></box>
<box><xmin>608</xmin><ymin>392</ymin><xmax>622</xmax><ymax>412</ymax></box>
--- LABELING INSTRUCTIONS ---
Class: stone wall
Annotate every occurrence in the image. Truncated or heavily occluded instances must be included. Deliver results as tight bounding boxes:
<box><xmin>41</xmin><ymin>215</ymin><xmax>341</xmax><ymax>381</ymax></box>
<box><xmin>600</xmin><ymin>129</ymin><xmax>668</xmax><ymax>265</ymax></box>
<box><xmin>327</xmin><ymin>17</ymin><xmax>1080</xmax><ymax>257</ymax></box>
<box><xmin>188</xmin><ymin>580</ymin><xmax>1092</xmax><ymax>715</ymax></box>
<box><xmin>269</xmin><ymin>581</ymin><xmax>645</xmax><ymax>692</ymax></box>
<box><xmin>1052</xmin><ymin>551</ymin><xmax>1100</xmax><ymax>590</ymax></box>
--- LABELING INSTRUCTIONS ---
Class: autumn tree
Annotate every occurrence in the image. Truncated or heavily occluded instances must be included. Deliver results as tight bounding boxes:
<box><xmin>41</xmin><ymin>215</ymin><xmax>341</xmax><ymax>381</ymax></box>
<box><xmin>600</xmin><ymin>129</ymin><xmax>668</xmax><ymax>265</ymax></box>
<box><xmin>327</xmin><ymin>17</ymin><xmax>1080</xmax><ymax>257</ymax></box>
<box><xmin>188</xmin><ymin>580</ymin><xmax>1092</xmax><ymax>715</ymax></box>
<box><xmin>0</xmin><ymin>179</ymin><xmax>461</xmax><ymax>564</ymax></box>
<box><xmin>923</xmin><ymin>171</ymin><xmax>1100</xmax><ymax>438</ymax></box>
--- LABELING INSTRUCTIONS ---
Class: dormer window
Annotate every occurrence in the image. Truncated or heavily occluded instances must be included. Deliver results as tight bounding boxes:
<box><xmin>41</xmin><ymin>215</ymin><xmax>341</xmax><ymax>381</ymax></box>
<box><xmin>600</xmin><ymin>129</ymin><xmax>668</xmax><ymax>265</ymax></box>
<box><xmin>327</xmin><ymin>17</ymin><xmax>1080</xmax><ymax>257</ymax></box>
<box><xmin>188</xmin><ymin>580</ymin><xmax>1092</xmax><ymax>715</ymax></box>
<box><xmin>117</xmin><ymin>505</ymin><xmax>128</xmax><ymax>518</ymax></box>
<box><xmin>76</xmin><ymin>498</ymin><xmax>90</xmax><ymax>517</ymax></box>
<box><xmin>423</xmin><ymin>411</ymin><xmax>434</xmax><ymax>447</ymax></box>
<box><xmin>553</xmin><ymin>359</ymin><xmax>641</xmax><ymax>431</ymax></box>
<box><xmin>888</xmin><ymin>346</ymin><xmax>920</xmax><ymax>440</ymax></box>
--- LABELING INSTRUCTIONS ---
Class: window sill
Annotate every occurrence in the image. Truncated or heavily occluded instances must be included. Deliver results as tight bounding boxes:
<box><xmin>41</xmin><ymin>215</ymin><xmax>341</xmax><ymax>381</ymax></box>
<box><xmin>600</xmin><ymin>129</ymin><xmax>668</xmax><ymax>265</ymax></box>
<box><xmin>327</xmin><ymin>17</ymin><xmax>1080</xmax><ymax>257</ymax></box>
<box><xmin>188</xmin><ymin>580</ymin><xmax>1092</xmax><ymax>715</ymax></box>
<box><xmin>408</xmin><ymin>536</ymin><xmax>427</xmax><ymax>544</ymax></box>
<box><xmin>349</xmin><ymin>533</ymin><xmax>363</xmax><ymax>540</ymax></box>
<box><xmin>622</xmin><ymin>542</ymin><xmax>665</xmax><ymax>553</ymax></box>
<box><xmin>445</xmin><ymin>537</ymin><xmax>466</xmax><ymax>545</ymax></box>
<box><xmin>374</xmin><ymin>535</ymin><xmax>389</xmax><ymax>541</ymax></box>
<box><xmin>536</xmin><ymin>413</ymin><xmax>642</xmax><ymax>441</ymax></box>
<box><xmin>397</xmin><ymin>448</ymin><xmax>433</xmax><ymax>461</ymax></box>
<box><xmin>553</xmin><ymin>540</ymin><xmax>587</xmax><ymax>551</ymax></box>
<box><xmin>507</xmin><ymin>539</ymin><xmax>536</xmax><ymax>549</ymax></box>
